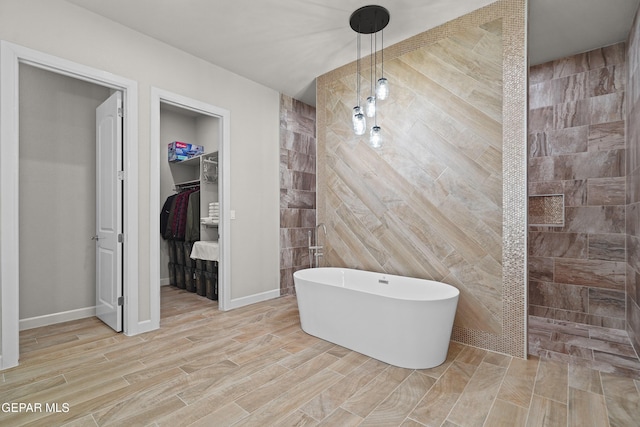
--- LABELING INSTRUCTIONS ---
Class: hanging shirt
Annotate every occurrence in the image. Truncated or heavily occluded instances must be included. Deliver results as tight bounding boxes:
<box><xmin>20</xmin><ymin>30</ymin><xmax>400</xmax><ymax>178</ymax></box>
<box><xmin>160</xmin><ymin>194</ymin><xmax>178</xmax><ymax>240</ymax></box>
<box><xmin>185</xmin><ymin>190</ymin><xmax>201</xmax><ymax>242</ymax></box>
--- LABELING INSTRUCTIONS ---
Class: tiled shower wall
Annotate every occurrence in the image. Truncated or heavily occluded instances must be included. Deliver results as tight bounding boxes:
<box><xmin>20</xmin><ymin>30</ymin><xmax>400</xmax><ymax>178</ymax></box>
<box><xmin>528</xmin><ymin>43</ymin><xmax>627</xmax><ymax>329</ymax></box>
<box><xmin>279</xmin><ymin>94</ymin><xmax>317</xmax><ymax>295</ymax></box>
<box><xmin>627</xmin><ymin>8</ymin><xmax>640</xmax><ymax>354</ymax></box>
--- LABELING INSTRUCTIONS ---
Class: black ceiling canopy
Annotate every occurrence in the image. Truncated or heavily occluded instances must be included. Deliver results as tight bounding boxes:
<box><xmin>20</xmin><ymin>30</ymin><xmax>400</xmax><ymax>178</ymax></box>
<box><xmin>349</xmin><ymin>5</ymin><xmax>390</xmax><ymax>34</ymax></box>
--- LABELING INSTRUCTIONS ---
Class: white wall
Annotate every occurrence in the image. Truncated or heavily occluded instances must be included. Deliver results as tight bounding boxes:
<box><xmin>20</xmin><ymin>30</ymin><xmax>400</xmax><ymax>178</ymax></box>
<box><xmin>18</xmin><ymin>64</ymin><xmax>110</xmax><ymax>321</ymax></box>
<box><xmin>0</xmin><ymin>0</ymin><xmax>280</xmax><ymax>324</ymax></box>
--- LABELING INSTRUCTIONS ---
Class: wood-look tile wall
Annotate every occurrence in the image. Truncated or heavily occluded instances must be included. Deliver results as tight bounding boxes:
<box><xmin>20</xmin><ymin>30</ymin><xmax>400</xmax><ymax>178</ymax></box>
<box><xmin>279</xmin><ymin>95</ymin><xmax>317</xmax><ymax>295</ymax></box>
<box><xmin>528</xmin><ymin>43</ymin><xmax>627</xmax><ymax>330</ymax></box>
<box><xmin>627</xmin><ymin>7</ymin><xmax>640</xmax><ymax>354</ymax></box>
<box><xmin>317</xmin><ymin>0</ymin><xmax>527</xmax><ymax>357</ymax></box>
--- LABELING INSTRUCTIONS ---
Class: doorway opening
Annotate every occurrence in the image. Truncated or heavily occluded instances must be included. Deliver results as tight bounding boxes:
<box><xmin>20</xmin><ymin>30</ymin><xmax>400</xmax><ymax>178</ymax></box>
<box><xmin>18</xmin><ymin>64</ymin><xmax>123</xmax><ymax>334</ymax></box>
<box><xmin>0</xmin><ymin>41</ymin><xmax>139</xmax><ymax>369</ymax></box>
<box><xmin>149</xmin><ymin>88</ymin><xmax>231</xmax><ymax>328</ymax></box>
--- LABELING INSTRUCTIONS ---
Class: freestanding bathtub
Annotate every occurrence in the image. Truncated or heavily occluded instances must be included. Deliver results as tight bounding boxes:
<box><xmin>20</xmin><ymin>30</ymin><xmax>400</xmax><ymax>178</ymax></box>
<box><xmin>294</xmin><ymin>267</ymin><xmax>460</xmax><ymax>369</ymax></box>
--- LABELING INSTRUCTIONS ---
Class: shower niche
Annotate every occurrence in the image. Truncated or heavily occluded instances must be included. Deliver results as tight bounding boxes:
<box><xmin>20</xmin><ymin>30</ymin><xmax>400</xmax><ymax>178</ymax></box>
<box><xmin>528</xmin><ymin>194</ymin><xmax>565</xmax><ymax>227</ymax></box>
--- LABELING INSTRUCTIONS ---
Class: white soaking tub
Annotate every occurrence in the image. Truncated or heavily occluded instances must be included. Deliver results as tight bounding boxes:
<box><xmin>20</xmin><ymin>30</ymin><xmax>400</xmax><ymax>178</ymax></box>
<box><xmin>294</xmin><ymin>267</ymin><xmax>460</xmax><ymax>369</ymax></box>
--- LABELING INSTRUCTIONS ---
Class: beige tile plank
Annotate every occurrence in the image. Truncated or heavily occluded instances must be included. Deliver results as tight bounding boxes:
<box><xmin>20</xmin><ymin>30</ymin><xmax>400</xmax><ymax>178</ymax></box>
<box><xmin>340</xmin><ymin>366</ymin><xmax>413</xmax><ymax>418</ymax></box>
<box><xmin>360</xmin><ymin>371</ymin><xmax>436</xmax><ymax>426</ymax></box>
<box><xmin>0</xmin><ymin>374</ymin><xmax>66</xmax><ymax>404</ymax></box>
<box><xmin>318</xmin><ymin>408</ymin><xmax>362</xmax><ymax>426</ymax></box>
<box><xmin>446</xmin><ymin>362</ymin><xmax>507</xmax><ymax>427</ymax></box>
<box><xmin>92</xmin><ymin>395</ymin><xmax>186</xmax><ymax>427</ymax></box>
<box><xmin>604</xmin><ymin>395</ymin><xmax>640</xmax><ymax>427</ymax></box>
<box><xmin>177</xmin><ymin>402</ymin><xmax>249</xmax><ymax>427</ymax></box>
<box><xmin>525</xmin><ymin>395</ymin><xmax>567</xmax><ymax>427</ymax></box>
<box><xmin>277</xmin><ymin>410</ymin><xmax>320</xmax><ymax>427</ymax></box>
<box><xmin>485</xmin><ymin>398</ymin><xmax>528</xmax><ymax>427</ymax></box>
<box><xmin>301</xmin><ymin>357</ymin><xmax>388</xmax><ymax>421</ymax></box>
<box><xmin>177</xmin><ymin>348</ymin><xmax>291</xmax><ymax>405</ymax></box>
<box><xmin>0</xmin><ymin>376</ymin><xmax>130</xmax><ymax>426</ymax></box>
<box><xmin>409</xmin><ymin>361</ymin><xmax>476</xmax><ymax>427</ymax></box>
<box><xmin>568</xmin><ymin>363</ymin><xmax>603</xmax><ymax>394</ymax></box>
<box><xmin>27</xmin><ymin>368</ymin><xmax>185</xmax><ymax>427</ymax></box>
<box><xmin>59</xmin><ymin>414</ymin><xmax>99</xmax><ymax>427</ymax></box>
<box><xmin>235</xmin><ymin>352</ymin><xmax>339</xmax><ymax>413</ymax></box>
<box><xmin>231</xmin><ymin>369</ymin><xmax>342</xmax><ymax>427</ymax></box>
<box><xmin>0</xmin><ymin>352</ymin><xmax>109</xmax><ymax>393</ymax></box>
<box><xmin>497</xmin><ymin>356</ymin><xmax>539</xmax><ymax>407</ymax></box>
<box><xmin>533</xmin><ymin>359</ymin><xmax>569</xmax><ymax>404</ymax></box>
<box><xmin>154</xmin><ymin>363</ymin><xmax>290</xmax><ymax>427</ymax></box>
<box><xmin>568</xmin><ymin>387</ymin><xmax>609</xmax><ymax>427</ymax></box>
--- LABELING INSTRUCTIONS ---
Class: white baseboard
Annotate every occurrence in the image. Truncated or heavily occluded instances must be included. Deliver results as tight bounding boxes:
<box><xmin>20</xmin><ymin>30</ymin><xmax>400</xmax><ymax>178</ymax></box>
<box><xmin>160</xmin><ymin>277</ymin><xmax>171</xmax><ymax>286</ymax></box>
<box><xmin>20</xmin><ymin>306</ymin><xmax>96</xmax><ymax>331</ymax></box>
<box><xmin>225</xmin><ymin>289</ymin><xmax>280</xmax><ymax>311</ymax></box>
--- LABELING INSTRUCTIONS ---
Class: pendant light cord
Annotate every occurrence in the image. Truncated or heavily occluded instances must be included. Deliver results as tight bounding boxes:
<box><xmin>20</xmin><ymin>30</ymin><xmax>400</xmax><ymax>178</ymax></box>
<box><xmin>357</xmin><ymin>32</ymin><xmax>361</xmax><ymax>107</ymax></box>
<box><xmin>373</xmin><ymin>18</ymin><xmax>378</xmax><ymax>127</ymax></box>
<box><xmin>370</xmin><ymin>32</ymin><xmax>374</xmax><ymax>101</ymax></box>
<box><xmin>381</xmin><ymin>28</ymin><xmax>384</xmax><ymax>79</ymax></box>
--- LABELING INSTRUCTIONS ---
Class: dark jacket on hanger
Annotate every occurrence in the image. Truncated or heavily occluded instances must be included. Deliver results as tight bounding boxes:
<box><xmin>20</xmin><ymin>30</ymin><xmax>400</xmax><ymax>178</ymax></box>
<box><xmin>160</xmin><ymin>194</ymin><xmax>178</xmax><ymax>240</ymax></box>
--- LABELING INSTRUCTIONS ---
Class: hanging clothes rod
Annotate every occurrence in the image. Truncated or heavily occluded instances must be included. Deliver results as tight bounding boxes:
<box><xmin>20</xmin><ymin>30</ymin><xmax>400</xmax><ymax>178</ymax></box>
<box><xmin>174</xmin><ymin>180</ymin><xmax>200</xmax><ymax>191</ymax></box>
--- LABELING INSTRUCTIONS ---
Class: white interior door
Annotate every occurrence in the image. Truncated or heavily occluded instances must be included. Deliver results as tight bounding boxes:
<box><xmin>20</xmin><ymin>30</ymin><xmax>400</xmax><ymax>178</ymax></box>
<box><xmin>95</xmin><ymin>91</ymin><xmax>123</xmax><ymax>332</ymax></box>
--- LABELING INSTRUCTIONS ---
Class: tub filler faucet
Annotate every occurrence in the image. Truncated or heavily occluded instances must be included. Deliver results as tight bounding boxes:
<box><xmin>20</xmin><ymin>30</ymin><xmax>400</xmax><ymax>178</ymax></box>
<box><xmin>308</xmin><ymin>223</ymin><xmax>327</xmax><ymax>268</ymax></box>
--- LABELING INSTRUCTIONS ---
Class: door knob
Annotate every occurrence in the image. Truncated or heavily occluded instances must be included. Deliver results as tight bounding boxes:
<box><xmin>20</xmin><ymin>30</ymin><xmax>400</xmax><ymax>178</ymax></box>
<box><xmin>91</xmin><ymin>235</ymin><xmax>99</xmax><ymax>241</ymax></box>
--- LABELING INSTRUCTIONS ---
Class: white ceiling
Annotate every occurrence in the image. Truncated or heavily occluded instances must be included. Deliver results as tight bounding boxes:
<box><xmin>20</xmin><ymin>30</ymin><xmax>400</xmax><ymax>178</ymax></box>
<box><xmin>66</xmin><ymin>0</ymin><xmax>640</xmax><ymax>106</ymax></box>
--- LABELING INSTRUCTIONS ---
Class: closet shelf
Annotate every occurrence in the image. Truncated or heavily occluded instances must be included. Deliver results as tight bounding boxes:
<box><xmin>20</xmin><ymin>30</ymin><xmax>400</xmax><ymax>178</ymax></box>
<box><xmin>201</xmin><ymin>218</ymin><xmax>219</xmax><ymax>228</ymax></box>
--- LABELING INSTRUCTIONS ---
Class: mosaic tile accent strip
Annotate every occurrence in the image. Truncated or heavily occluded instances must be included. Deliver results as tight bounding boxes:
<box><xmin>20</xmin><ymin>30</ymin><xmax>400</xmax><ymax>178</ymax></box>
<box><xmin>529</xmin><ymin>195</ymin><xmax>564</xmax><ymax>226</ymax></box>
<box><xmin>317</xmin><ymin>0</ymin><xmax>527</xmax><ymax>358</ymax></box>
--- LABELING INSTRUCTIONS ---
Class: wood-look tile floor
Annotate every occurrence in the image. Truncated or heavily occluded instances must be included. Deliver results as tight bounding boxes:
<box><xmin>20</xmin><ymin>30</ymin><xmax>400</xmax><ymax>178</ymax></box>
<box><xmin>2</xmin><ymin>286</ymin><xmax>639</xmax><ymax>426</ymax></box>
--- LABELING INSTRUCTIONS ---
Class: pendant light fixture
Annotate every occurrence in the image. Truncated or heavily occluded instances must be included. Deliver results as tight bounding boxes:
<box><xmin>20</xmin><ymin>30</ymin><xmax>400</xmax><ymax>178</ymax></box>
<box><xmin>349</xmin><ymin>5</ymin><xmax>390</xmax><ymax>148</ymax></box>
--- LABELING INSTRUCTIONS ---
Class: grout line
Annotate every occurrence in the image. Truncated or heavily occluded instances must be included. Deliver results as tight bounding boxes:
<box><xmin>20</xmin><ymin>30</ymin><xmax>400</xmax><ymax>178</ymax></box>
<box><xmin>596</xmin><ymin>369</ymin><xmax>612</xmax><ymax>427</ymax></box>
<box><xmin>358</xmin><ymin>368</ymin><xmax>410</xmax><ymax>423</ymax></box>
<box><xmin>440</xmin><ymin>351</ymin><xmax>482</xmax><ymax>425</ymax></box>
<box><xmin>400</xmin><ymin>365</ymin><xmax>451</xmax><ymax>426</ymax></box>
<box><xmin>523</xmin><ymin>356</ymin><xmax>543</xmax><ymax>427</ymax></box>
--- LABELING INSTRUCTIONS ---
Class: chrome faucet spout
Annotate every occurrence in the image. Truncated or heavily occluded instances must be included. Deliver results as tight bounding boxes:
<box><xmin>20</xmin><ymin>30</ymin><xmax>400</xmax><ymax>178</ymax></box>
<box><xmin>316</xmin><ymin>223</ymin><xmax>327</xmax><ymax>244</ymax></box>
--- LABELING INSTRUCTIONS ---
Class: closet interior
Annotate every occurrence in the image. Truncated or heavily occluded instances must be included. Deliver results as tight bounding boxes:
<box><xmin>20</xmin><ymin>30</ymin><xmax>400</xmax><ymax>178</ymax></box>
<box><xmin>159</xmin><ymin>103</ymin><xmax>220</xmax><ymax>301</ymax></box>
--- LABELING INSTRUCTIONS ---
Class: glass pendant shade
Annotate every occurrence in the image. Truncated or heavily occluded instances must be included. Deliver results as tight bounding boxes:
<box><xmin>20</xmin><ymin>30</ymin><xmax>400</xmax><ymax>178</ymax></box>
<box><xmin>369</xmin><ymin>125</ymin><xmax>382</xmax><ymax>148</ymax></box>
<box><xmin>376</xmin><ymin>77</ymin><xmax>389</xmax><ymax>100</ymax></box>
<box><xmin>352</xmin><ymin>107</ymin><xmax>366</xmax><ymax>136</ymax></box>
<box><xmin>365</xmin><ymin>96</ymin><xmax>376</xmax><ymax>118</ymax></box>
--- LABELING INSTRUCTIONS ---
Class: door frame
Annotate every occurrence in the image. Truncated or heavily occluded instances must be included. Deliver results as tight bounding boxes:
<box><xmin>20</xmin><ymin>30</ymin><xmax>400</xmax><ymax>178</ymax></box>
<box><xmin>0</xmin><ymin>41</ymin><xmax>139</xmax><ymax>369</ymax></box>
<box><xmin>150</xmin><ymin>88</ymin><xmax>231</xmax><ymax>323</ymax></box>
